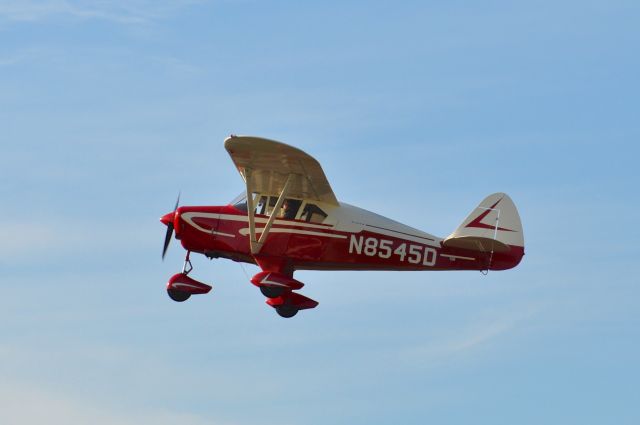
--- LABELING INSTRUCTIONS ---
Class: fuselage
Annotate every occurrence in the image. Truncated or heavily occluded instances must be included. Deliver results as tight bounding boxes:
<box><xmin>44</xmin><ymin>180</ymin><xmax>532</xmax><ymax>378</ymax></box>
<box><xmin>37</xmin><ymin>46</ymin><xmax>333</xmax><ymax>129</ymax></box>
<box><xmin>167</xmin><ymin>197</ymin><xmax>524</xmax><ymax>273</ymax></box>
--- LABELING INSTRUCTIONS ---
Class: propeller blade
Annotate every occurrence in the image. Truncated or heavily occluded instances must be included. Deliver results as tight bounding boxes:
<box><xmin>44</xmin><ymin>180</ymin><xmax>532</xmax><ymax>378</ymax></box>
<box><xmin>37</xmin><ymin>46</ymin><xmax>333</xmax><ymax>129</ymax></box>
<box><xmin>173</xmin><ymin>192</ymin><xmax>180</xmax><ymax>211</ymax></box>
<box><xmin>161</xmin><ymin>193</ymin><xmax>180</xmax><ymax>260</ymax></box>
<box><xmin>162</xmin><ymin>223</ymin><xmax>174</xmax><ymax>260</ymax></box>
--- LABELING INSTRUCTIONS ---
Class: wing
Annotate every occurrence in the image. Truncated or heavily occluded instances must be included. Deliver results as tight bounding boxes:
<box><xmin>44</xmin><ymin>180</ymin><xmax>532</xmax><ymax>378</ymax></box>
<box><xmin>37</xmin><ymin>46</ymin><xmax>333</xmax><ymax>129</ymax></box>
<box><xmin>224</xmin><ymin>135</ymin><xmax>339</xmax><ymax>206</ymax></box>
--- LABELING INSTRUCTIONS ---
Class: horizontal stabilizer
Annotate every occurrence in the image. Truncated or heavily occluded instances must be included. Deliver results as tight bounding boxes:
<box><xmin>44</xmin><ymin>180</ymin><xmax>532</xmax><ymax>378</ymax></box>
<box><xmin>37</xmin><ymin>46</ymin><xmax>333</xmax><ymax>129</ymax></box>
<box><xmin>442</xmin><ymin>236</ymin><xmax>510</xmax><ymax>253</ymax></box>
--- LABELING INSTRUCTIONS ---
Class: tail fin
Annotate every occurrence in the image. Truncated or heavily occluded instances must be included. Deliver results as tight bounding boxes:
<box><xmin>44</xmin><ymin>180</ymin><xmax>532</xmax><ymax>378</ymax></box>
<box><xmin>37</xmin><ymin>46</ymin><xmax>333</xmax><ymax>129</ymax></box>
<box><xmin>443</xmin><ymin>193</ymin><xmax>524</xmax><ymax>255</ymax></box>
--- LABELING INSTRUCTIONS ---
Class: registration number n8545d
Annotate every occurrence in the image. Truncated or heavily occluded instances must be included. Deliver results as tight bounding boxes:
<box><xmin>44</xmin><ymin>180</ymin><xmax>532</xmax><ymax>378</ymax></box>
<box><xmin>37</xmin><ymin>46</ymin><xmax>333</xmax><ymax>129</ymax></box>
<box><xmin>348</xmin><ymin>235</ymin><xmax>437</xmax><ymax>266</ymax></box>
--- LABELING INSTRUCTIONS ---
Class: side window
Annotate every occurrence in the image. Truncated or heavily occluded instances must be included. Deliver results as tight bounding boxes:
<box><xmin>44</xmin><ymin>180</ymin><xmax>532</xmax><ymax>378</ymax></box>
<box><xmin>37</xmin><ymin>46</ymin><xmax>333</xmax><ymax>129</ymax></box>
<box><xmin>254</xmin><ymin>196</ymin><xmax>306</xmax><ymax>220</ymax></box>
<box><xmin>256</xmin><ymin>196</ymin><xmax>267</xmax><ymax>215</ymax></box>
<box><xmin>279</xmin><ymin>199</ymin><xmax>302</xmax><ymax>220</ymax></box>
<box><xmin>256</xmin><ymin>196</ymin><xmax>281</xmax><ymax>216</ymax></box>
<box><xmin>265</xmin><ymin>197</ymin><xmax>277</xmax><ymax>216</ymax></box>
<box><xmin>300</xmin><ymin>203</ymin><xmax>328</xmax><ymax>223</ymax></box>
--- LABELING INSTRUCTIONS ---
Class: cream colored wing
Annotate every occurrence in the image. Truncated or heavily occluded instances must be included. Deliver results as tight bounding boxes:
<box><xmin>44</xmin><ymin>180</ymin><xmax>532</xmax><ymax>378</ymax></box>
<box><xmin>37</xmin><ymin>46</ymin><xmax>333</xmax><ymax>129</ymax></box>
<box><xmin>224</xmin><ymin>135</ymin><xmax>339</xmax><ymax>205</ymax></box>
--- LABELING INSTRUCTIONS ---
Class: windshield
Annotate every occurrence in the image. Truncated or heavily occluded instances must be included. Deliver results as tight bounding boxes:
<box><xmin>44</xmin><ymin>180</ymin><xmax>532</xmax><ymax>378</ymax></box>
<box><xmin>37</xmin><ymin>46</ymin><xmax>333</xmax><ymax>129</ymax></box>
<box><xmin>230</xmin><ymin>192</ymin><xmax>246</xmax><ymax>205</ymax></box>
<box><xmin>230</xmin><ymin>192</ymin><xmax>247</xmax><ymax>212</ymax></box>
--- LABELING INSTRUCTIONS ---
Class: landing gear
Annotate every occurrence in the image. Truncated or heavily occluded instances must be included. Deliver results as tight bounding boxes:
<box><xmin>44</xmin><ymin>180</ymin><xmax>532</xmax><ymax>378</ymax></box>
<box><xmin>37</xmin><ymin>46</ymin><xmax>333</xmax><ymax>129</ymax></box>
<box><xmin>276</xmin><ymin>305</ymin><xmax>298</xmax><ymax>318</ymax></box>
<box><xmin>260</xmin><ymin>286</ymin><xmax>285</xmax><ymax>298</ymax></box>
<box><xmin>167</xmin><ymin>288</ymin><xmax>191</xmax><ymax>302</ymax></box>
<box><xmin>165</xmin><ymin>251</ymin><xmax>212</xmax><ymax>302</ymax></box>
<box><xmin>167</xmin><ymin>252</ymin><xmax>194</xmax><ymax>302</ymax></box>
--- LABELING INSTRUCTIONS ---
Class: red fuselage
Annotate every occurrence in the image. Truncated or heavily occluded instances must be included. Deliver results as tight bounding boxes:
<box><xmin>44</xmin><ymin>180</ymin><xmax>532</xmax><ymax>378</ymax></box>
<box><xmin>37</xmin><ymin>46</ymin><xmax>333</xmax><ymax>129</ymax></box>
<box><xmin>165</xmin><ymin>204</ymin><xmax>524</xmax><ymax>275</ymax></box>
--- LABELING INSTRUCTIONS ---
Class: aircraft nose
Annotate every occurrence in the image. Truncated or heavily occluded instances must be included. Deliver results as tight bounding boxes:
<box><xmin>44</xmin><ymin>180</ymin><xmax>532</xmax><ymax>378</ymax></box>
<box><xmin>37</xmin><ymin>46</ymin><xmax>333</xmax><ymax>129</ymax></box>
<box><xmin>160</xmin><ymin>212</ymin><xmax>174</xmax><ymax>226</ymax></box>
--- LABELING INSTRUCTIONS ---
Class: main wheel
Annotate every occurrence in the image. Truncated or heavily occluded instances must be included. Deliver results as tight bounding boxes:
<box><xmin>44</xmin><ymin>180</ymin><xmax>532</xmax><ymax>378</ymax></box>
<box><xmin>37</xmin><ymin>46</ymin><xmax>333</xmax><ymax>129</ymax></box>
<box><xmin>276</xmin><ymin>305</ymin><xmax>298</xmax><ymax>318</ymax></box>
<box><xmin>167</xmin><ymin>288</ymin><xmax>191</xmax><ymax>302</ymax></box>
<box><xmin>260</xmin><ymin>286</ymin><xmax>285</xmax><ymax>298</ymax></box>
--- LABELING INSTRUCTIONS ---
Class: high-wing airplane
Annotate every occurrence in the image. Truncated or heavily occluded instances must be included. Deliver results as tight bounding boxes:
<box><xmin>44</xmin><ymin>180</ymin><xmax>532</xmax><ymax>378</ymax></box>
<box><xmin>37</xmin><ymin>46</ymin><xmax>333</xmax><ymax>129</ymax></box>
<box><xmin>161</xmin><ymin>136</ymin><xmax>525</xmax><ymax>318</ymax></box>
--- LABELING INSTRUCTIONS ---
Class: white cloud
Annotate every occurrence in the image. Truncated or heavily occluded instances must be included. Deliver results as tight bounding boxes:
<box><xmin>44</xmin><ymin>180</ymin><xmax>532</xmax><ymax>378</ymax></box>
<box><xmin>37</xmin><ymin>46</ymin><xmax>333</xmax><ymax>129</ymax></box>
<box><xmin>0</xmin><ymin>0</ymin><xmax>205</xmax><ymax>24</ymax></box>
<box><xmin>0</xmin><ymin>218</ymin><xmax>154</xmax><ymax>263</ymax></box>
<box><xmin>0</xmin><ymin>221</ymin><xmax>58</xmax><ymax>259</ymax></box>
<box><xmin>396</xmin><ymin>305</ymin><xmax>541</xmax><ymax>366</ymax></box>
<box><xmin>0</xmin><ymin>51</ymin><xmax>26</xmax><ymax>66</ymax></box>
<box><xmin>0</xmin><ymin>381</ymin><xmax>229</xmax><ymax>425</ymax></box>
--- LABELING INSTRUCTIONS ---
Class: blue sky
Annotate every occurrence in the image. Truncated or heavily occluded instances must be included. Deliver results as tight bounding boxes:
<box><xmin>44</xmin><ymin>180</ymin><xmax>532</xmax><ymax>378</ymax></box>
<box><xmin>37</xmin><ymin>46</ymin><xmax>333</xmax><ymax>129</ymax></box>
<box><xmin>1</xmin><ymin>1</ymin><xmax>639</xmax><ymax>424</ymax></box>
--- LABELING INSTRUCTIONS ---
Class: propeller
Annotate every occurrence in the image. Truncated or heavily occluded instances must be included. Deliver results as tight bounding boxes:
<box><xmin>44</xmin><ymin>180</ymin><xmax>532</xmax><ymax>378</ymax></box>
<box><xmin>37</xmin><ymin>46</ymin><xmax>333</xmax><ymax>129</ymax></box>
<box><xmin>161</xmin><ymin>193</ymin><xmax>180</xmax><ymax>260</ymax></box>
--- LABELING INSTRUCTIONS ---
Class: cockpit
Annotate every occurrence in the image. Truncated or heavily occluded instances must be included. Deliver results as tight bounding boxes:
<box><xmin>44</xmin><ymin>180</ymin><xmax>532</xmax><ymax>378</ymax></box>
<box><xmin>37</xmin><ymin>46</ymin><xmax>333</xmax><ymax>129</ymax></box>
<box><xmin>230</xmin><ymin>193</ymin><xmax>328</xmax><ymax>224</ymax></box>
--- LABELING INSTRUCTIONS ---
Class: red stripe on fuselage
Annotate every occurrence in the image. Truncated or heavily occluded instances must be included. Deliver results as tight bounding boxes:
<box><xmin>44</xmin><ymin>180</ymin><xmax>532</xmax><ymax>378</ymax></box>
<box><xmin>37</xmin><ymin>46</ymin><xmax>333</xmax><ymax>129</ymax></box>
<box><xmin>176</xmin><ymin>206</ymin><xmax>524</xmax><ymax>272</ymax></box>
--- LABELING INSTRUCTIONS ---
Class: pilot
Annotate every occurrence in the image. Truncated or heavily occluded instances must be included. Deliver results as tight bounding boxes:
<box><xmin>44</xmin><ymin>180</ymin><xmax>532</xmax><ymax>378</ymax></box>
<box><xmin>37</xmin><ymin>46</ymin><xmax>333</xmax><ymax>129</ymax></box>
<box><xmin>281</xmin><ymin>199</ymin><xmax>299</xmax><ymax>219</ymax></box>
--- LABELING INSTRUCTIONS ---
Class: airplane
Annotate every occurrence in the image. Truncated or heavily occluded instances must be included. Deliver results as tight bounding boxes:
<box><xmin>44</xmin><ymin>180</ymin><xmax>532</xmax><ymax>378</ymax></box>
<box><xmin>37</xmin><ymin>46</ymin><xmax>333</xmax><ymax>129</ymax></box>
<box><xmin>160</xmin><ymin>135</ymin><xmax>525</xmax><ymax>318</ymax></box>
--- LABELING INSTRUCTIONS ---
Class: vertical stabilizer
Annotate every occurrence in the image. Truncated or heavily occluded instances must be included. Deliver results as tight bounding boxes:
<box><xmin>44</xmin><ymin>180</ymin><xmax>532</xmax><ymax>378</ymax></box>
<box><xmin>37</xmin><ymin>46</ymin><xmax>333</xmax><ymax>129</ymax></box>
<box><xmin>443</xmin><ymin>193</ymin><xmax>524</xmax><ymax>253</ymax></box>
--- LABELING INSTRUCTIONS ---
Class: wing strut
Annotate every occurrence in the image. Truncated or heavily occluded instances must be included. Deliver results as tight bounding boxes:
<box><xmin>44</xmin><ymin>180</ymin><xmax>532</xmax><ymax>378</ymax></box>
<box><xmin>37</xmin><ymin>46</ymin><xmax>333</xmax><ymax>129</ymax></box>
<box><xmin>244</xmin><ymin>169</ymin><xmax>296</xmax><ymax>254</ymax></box>
<box><xmin>256</xmin><ymin>174</ymin><xmax>294</xmax><ymax>252</ymax></box>
<box><xmin>244</xmin><ymin>168</ymin><xmax>258</xmax><ymax>253</ymax></box>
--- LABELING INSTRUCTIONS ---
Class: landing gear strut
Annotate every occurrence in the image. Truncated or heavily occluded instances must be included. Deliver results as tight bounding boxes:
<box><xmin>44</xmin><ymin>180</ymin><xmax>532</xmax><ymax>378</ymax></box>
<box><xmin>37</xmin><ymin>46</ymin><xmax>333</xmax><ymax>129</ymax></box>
<box><xmin>181</xmin><ymin>251</ymin><xmax>193</xmax><ymax>275</ymax></box>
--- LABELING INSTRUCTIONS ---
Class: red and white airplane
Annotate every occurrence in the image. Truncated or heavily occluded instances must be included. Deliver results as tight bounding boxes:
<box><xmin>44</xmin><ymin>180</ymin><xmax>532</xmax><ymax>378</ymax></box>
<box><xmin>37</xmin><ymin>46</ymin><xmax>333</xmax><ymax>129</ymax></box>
<box><xmin>161</xmin><ymin>136</ymin><xmax>525</xmax><ymax>318</ymax></box>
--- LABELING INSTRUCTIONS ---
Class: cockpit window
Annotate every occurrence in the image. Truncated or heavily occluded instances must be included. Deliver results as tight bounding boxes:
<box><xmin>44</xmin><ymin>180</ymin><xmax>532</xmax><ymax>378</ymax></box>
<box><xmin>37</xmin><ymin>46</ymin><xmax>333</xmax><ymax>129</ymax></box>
<box><xmin>233</xmin><ymin>193</ymin><xmax>309</xmax><ymax>221</ymax></box>
<box><xmin>300</xmin><ymin>203</ymin><xmax>328</xmax><ymax>223</ymax></box>
<box><xmin>255</xmin><ymin>196</ymin><xmax>302</xmax><ymax>219</ymax></box>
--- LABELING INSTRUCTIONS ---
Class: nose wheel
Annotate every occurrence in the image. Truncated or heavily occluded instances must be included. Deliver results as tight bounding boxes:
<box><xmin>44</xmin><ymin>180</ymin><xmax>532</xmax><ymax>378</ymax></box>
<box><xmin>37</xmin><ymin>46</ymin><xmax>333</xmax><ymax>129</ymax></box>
<box><xmin>165</xmin><ymin>252</ymin><xmax>212</xmax><ymax>302</ymax></box>
<box><xmin>167</xmin><ymin>288</ymin><xmax>191</xmax><ymax>302</ymax></box>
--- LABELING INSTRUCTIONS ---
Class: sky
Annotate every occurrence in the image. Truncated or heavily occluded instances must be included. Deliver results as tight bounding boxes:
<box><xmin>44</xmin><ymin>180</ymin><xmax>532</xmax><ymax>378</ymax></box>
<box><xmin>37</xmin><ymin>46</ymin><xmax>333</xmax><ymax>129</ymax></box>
<box><xmin>1</xmin><ymin>0</ymin><xmax>639</xmax><ymax>424</ymax></box>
